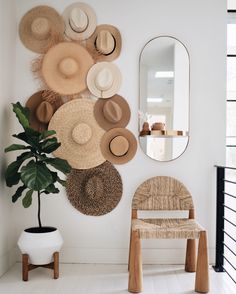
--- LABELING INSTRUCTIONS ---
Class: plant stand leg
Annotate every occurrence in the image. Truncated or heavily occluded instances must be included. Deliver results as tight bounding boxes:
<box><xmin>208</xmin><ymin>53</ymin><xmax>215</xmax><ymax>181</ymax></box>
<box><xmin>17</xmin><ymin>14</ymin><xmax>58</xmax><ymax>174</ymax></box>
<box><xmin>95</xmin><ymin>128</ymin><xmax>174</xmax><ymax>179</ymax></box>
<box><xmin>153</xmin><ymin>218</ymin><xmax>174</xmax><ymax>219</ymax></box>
<box><xmin>22</xmin><ymin>254</ymin><xmax>29</xmax><ymax>282</ymax></box>
<box><xmin>53</xmin><ymin>252</ymin><xmax>59</xmax><ymax>279</ymax></box>
<box><xmin>185</xmin><ymin>239</ymin><xmax>196</xmax><ymax>272</ymax></box>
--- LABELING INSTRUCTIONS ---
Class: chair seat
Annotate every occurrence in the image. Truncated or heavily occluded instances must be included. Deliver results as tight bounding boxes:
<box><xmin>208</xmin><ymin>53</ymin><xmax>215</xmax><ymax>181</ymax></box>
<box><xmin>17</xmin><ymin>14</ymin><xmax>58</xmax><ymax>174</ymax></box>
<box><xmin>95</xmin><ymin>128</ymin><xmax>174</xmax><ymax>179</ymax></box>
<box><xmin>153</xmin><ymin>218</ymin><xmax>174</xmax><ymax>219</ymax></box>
<box><xmin>132</xmin><ymin>218</ymin><xmax>204</xmax><ymax>239</ymax></box>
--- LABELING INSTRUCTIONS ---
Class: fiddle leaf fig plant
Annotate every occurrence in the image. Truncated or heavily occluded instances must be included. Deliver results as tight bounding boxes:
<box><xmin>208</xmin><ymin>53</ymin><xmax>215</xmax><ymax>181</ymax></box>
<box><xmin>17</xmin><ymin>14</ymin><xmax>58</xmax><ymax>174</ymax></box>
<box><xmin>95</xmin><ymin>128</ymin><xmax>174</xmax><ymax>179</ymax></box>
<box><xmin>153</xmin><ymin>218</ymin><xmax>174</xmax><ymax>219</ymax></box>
<box><xmin>5</xmin><ymin>102</ymin><xmax>71</xmax><ymax>227</ymax></box>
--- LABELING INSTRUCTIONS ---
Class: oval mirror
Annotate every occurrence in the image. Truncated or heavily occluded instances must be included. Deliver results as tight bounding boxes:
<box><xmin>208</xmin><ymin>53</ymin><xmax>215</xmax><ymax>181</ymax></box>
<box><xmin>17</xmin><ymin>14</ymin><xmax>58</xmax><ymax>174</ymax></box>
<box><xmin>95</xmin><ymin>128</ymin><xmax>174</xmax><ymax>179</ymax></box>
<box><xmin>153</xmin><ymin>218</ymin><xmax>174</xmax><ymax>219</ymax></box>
<box><xmin>139</xmin><ymin>36</ymin><xmax>190</xmax><ymax>162</ymax></box>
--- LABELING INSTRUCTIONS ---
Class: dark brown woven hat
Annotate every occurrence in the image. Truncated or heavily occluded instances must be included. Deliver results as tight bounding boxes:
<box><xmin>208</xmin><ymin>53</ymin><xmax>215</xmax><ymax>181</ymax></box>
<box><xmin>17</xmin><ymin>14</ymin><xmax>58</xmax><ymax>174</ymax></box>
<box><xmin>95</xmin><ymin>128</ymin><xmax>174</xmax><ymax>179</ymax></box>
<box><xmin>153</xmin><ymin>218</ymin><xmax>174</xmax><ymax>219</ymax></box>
<box><xmin>66</xmin><ymin>161</ymin><xmax>123</xmax><ymax>216</ymax></box>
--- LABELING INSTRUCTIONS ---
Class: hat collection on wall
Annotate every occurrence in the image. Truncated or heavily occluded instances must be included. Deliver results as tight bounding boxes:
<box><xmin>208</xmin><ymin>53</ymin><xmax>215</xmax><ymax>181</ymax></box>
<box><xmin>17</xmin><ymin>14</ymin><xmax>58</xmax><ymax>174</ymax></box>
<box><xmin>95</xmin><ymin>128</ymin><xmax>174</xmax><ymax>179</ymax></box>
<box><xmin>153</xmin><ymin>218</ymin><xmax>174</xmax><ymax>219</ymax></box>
<box><xmin>19</xmin><ymin>3</ymin><xmax>137</xmax><ymax>216</ymax></box>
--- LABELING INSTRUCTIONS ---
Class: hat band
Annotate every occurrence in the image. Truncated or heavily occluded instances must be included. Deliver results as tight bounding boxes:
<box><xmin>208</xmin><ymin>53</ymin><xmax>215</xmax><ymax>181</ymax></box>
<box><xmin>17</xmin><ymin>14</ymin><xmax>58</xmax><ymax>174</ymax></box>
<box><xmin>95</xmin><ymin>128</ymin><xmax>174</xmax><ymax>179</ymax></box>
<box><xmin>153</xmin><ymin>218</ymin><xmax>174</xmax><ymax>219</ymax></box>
<box><xmin>109</xmin><ymin>135</ymin><xmax>129</xmax><ymax>157</ymax></box>
<box><xmin>94</xmin><ymin>35</ymin><xmax>116</xmax><ymax>56</ymax></box>
<box><xmin>69</xmin><ymin>18</ymin><xmax>89</xmax><ymax>33</ymax></box>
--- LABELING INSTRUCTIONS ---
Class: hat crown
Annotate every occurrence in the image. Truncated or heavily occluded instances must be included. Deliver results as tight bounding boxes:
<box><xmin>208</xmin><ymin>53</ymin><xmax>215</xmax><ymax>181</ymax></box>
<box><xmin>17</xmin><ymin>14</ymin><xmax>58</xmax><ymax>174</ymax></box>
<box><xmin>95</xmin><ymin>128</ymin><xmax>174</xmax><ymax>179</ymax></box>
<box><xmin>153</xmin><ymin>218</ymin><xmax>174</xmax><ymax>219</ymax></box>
<box><xmin>69</xmin><ymin>7</ymin><xmax>88</xmax><ymax>33</ymax></box>
<box><xmin>85</xmin><ymin>176</ymin><xmax>103</xmax><ymax>200</ymax></box>
<box><xmin>31</xmin><ymin>17</ymin><xmax>51</xmax><ymax>40</ymax></box>
<box><xmin>110</xmin><ymin>135</ymin><xmax>129</xmax><ymax>156</ymax></box>
<box><xmin>59</xmin><ymin>57</ymin><xmax>79</xmax><ymax>77</ymax></box>
<box><xmin>96</xmin><ymin>30</ymin><xmax>115</xmax><ymax>55</ymax></box>
<box><xmin>95</xmin><ymin>68</ymin><xmax>114</xmax><ymax>91</ymax></box>
<box><xmin>36</xmin><ymin>101</ymin><xmax>54</xmax><ymax>123</ymax></box>
<box><xmin>72</xmin><ymin>123</ymin><xmax>92</xmax><ymax>145</ymax></box>
<box><xmin>103</xmin><ymin>100</ymin><xmax>122</xmax><ymax>123</ymax></box>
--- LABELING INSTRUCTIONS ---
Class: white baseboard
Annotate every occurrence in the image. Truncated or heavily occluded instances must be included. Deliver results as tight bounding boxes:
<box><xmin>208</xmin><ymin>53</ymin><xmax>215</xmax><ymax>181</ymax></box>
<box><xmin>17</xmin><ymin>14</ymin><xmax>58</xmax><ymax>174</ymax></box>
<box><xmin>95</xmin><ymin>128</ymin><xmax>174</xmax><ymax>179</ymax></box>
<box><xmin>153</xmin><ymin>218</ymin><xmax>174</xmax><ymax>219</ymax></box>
<box><xmin>0</xmin><ymin>249</ymin><xmax>16</xmax><ymax>277</ymax></box>
<box><xmin>15</xmin><ymin>247</ymin><xmax>215</xmax><ymax>265</ymax></box>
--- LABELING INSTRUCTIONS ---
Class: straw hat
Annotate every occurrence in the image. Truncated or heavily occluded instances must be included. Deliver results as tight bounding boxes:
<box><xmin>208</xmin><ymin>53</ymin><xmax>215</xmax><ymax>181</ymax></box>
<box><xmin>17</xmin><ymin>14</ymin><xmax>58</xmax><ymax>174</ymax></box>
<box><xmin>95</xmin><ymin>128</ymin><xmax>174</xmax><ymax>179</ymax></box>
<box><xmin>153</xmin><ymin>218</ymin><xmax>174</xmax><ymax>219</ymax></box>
<box><xmin>66</xmin><ymin>161</ymin><xmax>123</xmax><ymax>216</ymax></box>
<box><xmin>94</xmin><ymin>95</ymin><xmax>130</xmax><ymax>131</ymax></box>
<box><xmin>100</xmin><ymin>128</ymin><xmax>137</xmax><ymax>164</ymax></box>
<box><xmin>86</xmin><ymin>24</ymin><xmax>122</xmax><ymax>62</ymax></box>
<box><xmin>63</xmin><ymin>2</ymin><xmax>97</xmax><ymax>41</ymax></box>
<box><xmin>48</xmin><ymin>99</ymin><xmax>105</xmax><ymax>169</ymax></box>
<box><xmin>26</xmin><ymin>91</ymin><xmax>63</xmax><ymax>132</ymax></box>
<box><xmin>41</xmin><ymin>42</ymin><xmax>94</xmax><ymax>96</ymax></box>
<box><xmin>19</xmin><ymin>6</ymin><xmax>64</xmax><ymax>53</ymax></box>
<box><xmin>87</xmin><ymin>62</ymin><xmax>121</xmax><ymax>98</ymax></box>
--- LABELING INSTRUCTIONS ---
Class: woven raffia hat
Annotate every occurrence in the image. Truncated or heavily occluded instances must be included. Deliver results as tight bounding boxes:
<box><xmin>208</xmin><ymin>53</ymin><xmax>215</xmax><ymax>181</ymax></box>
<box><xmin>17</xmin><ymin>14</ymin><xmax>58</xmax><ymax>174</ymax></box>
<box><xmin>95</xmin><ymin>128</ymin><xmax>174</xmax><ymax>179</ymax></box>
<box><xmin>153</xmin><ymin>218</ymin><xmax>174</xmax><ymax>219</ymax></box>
<box><xmin>26</xmin><ymin>91</ymin><xmax>63</xmax><ymax>132</ymax></box>
<box><xmin>63</xmin><ymin>2</ymin><xmax>97</xmax><ymax>41</ymax></box>
<box><xmin>86</xmin><ymin>24</ymin><xmax>122</xmax><ymax>62</ymax></box>
<box><xmin>19</xmin><ymin>6</ymin><xmax>64</xmax><ymax>53</ymax></box>
<box><xmin>66</xmin><ymin>161</ymin><xmax>123</xmax><ymax>216</ymax></box>
<box><xmin>48</xmin><ymin>99</ymin><xmax>105</xmax><ymax>169</ymax></box>
<box><xmin>100</xmin><ymin>128</ymin><xmax>137</xmax><ymax>164</ymax></box>
<box><xmin>41</xmin><ymin>42</ymin><xmax>94</xmax><ymax>96</ymax></box>
<box><xmin>87</xmin><ymin>62</ymin><xmax>121</xmax><ymax>98</ymax></box>
<box><xmin>94</xmin><ymin>95</ymin><xmax>130</xmax><ymax>131</ymax></box>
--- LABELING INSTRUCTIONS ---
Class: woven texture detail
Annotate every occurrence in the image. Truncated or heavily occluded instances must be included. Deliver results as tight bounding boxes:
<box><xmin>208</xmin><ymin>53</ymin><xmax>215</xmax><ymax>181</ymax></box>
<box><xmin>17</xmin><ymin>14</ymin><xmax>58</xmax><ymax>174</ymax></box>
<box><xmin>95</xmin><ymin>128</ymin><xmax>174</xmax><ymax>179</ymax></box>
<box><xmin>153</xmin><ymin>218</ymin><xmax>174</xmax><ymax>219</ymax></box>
<box><xmin>132</xmin><ymin>176</ymin><xmax>194</xmax><ymax>211</ymax></box>
<box><xmin>132</xmin><ymin>218</ymin><xmax>203</xmax><ymax>239</ymax></box>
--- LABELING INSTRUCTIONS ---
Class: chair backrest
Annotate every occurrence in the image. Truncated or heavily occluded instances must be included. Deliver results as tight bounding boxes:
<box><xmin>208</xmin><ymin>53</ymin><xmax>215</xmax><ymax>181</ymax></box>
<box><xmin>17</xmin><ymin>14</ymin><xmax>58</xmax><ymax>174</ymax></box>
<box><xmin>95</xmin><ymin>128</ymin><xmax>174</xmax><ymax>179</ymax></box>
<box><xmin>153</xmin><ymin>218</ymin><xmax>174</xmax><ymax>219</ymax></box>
<box><xmin>132</xmin><ymin>176</ymin><xmax>194</xmax><ymax>211</ymax></box>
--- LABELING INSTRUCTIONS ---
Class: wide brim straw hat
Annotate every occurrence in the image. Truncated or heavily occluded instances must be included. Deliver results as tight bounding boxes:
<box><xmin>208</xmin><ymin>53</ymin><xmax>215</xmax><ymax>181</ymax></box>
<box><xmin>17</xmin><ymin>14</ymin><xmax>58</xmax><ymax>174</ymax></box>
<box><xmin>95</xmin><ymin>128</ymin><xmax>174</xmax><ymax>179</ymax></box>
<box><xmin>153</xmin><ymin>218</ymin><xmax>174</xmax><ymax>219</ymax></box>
<box><xmin>94</xmin><ymin>95</ymin><xmax>130</xmax><ymax>131</ymax></box>
<box><xmin>100</xmin><ymin>128</ymin><xmax>137</xmax><ymax>164</ymax></box>
<box><xmin>48</xmin><ymin>98</ymin><xmax>105</xmax><ymax>169</ymax></box>
<box><xmin>63</xmin><ymin>2</ymin><xmax>97</xmax><ymax>41</ymax></box>
<box><xmin>87</xmin><ymin>62</ymin><xmax>121</xmax><ymax>98</ymax></box>
<box><xmin>66</xmin><ymin>161</ymin><xmax>123</xmax><ymax>216</ymax></box>
<box><xmin>86</xmin><ymin>24</ymin><xmax>122</xmax><ymax>62</ymax></box>
<box><xmin>41</xmin><ymin>42</ymin><xmax>94</xmax><ymax>96</ymax></box>
<box><xmin>19</xmin><ymin>6</ymin><xmax>64</xmax><ymax>53</ymax></box>
<box><xmin>26</xmin><ymin>91</ymin><xmax>63</xmax><ymax>132</ymax></box>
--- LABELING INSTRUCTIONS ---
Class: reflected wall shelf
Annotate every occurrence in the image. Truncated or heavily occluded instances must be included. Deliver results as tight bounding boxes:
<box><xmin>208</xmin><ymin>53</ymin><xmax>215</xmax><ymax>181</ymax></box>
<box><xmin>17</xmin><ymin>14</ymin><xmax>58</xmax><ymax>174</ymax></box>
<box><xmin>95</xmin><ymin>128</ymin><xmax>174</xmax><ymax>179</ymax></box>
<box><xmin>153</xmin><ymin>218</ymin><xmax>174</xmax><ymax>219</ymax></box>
<box><xmin>139</xmin><ymin>130</ymin><xmax>189</xmax><ymax>138</ymax></box>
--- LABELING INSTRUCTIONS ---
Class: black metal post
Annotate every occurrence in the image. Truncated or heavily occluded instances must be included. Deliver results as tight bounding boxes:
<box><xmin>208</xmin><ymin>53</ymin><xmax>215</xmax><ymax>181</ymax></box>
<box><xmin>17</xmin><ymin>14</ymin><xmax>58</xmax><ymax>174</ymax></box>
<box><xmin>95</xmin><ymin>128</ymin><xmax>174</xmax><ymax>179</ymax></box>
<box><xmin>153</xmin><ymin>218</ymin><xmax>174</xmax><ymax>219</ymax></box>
<box><xmin>213</xmin><ymin>167</ymin><xmax>225</xmax><ymax>272</ymax></box>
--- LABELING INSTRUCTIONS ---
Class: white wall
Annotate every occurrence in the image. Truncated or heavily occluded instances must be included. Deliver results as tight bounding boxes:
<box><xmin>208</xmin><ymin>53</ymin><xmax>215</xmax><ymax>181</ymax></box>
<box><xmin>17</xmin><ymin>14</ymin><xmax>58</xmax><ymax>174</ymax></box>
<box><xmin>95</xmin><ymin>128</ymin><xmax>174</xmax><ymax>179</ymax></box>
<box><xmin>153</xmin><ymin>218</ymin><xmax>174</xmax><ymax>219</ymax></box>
<box><xmin>0</xmin><ymin>0</ymin><xmax>17</xmax><ymax>276</ymax></box>
<box><xmin>12</xmin><ymin>0</ymin><xmax>226</xmax><ymax>264</ymax></box>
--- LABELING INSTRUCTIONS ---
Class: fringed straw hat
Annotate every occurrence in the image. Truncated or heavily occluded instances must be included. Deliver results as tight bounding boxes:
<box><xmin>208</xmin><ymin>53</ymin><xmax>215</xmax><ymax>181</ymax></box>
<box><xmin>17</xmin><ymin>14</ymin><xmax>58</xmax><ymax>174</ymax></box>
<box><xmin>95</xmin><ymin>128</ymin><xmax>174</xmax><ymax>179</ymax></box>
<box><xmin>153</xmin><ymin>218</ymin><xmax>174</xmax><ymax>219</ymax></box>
<box><xmin>66</xmin><ymin>161</ymin><xmax>123</xmax><ymax>216</ymax></box>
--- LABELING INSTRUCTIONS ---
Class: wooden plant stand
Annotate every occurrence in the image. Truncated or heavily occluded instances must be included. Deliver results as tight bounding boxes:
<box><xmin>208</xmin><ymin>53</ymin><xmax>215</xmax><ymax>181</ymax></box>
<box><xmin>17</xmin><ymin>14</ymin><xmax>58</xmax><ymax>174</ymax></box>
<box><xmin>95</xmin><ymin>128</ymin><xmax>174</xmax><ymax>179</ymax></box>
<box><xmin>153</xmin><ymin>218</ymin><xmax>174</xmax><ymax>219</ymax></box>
<box><xmin>22</xmin><ymin>252</ymin><xmax>59</xmax><ymax>281</ymax></box>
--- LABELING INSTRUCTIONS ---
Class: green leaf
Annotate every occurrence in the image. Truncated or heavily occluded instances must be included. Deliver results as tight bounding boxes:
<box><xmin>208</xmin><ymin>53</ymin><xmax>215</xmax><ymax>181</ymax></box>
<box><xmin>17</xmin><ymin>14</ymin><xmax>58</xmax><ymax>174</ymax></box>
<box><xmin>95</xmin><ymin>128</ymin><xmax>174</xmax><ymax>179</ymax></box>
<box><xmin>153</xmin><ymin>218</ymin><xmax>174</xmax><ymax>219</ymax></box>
<box><xmin>12</xmin><ymin>102</ymin><xmax>30</xmax><ymax>129</ymax></box>
<box><xmin>40</xmin><ymin>137</ymin><xmax>61</xmax><ymax>153</ymax></box>
<box><xmin>57</xmin><ymin>176</ymin><xmax>66</xmax><ymax>187</ymax></box>
<box><xmin>45</xmin><ymin>158</ymin><xmax>71</xmax><ymax>174</ymax></box>
<box><xmin>20</xmin><ymin>160</ymin><xmax>53</xmax><ymax>191</ymax></box>
<box><xmin>5</xmin><ymin>144</ymin><xmax>29</xmax><ymax>153</ymax></box>
<box><xmin>39</xmin><ymin>130</ymin><xmax>56</xmax><ymax>141</ymax></box>
<box><xmin>43</xmin><ymin>184</ymin><xmax>59</xmax><ymax>194</ymax></box>
<box><xmin>5</xmin><ymin>151</ymin><xmax>32</xmax><ymax>187</ymax></box>
<box><xmin>22</xmin><ymin>189</ymin><xmax>33</xmax><ymax>208</ymax></box>
<box><xmin>12</xmin><ymin>185</ymin><xmax>26</xmax><ymax>203</ymax></box>
<box><xmin>13</xmin><ymin>130</ymin><xmax>40</xmax><ymax>149</ymax></box>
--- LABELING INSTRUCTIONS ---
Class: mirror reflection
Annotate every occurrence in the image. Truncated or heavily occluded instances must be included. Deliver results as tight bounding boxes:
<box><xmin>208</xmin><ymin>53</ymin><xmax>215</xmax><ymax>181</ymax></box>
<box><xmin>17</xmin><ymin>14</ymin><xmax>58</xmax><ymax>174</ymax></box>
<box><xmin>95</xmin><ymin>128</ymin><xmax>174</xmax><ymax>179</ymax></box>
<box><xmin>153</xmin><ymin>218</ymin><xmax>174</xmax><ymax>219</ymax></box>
<box><xmin>139</xmin><ymin>36</ymin><xmax>190</xmax><ymax>161</ymax></box>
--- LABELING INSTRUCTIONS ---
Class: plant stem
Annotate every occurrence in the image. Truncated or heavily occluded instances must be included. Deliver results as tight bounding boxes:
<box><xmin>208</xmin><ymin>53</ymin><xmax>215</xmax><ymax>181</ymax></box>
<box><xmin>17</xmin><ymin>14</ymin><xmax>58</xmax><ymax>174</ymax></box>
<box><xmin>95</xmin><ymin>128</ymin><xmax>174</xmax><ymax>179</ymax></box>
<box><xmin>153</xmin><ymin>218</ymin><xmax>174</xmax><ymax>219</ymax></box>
<box><xmin>37</xmin><ymin>191</ymin><xmax>42</xmax><ymax>228</ymax></box>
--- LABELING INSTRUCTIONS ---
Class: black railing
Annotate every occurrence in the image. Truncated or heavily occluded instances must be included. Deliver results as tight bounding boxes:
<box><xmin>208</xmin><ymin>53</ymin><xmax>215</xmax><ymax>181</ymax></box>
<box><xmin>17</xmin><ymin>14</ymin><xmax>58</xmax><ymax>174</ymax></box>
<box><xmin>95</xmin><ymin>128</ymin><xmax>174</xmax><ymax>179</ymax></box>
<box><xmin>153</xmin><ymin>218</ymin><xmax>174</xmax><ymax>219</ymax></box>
<box><xmin>213</xmin><ymin>166</ymin><xmax>236</xmax><ymax>284</ymax></box>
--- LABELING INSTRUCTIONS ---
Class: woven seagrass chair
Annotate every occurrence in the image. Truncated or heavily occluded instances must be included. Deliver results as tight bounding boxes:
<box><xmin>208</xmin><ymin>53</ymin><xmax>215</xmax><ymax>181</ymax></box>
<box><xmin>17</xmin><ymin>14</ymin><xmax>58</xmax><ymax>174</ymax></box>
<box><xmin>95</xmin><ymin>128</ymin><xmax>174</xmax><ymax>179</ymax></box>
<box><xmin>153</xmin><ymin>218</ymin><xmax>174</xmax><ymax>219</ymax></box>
<box><xmin>128</xmin><ymin>176</ymin><xmax>209</xmax><ymax>293</ymax></box>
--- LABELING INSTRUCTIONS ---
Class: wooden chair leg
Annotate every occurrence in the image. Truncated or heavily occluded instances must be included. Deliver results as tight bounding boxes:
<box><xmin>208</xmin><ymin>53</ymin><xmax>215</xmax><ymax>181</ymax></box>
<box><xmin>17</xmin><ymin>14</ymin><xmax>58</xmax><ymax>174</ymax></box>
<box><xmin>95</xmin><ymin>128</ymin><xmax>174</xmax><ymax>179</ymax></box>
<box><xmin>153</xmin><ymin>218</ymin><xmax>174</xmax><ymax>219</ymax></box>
<box><xmin>195</xmin><ymin>231</ymin><xmax>209</xmax><ymax>293</ymax></box>
<box><xmin>53</xmin><ymin>252</ymin><xmax>59</xmax><ymax>279</ymax></box>
<box><xmin>128</xmin><ymin>230</ymin><xmax>142</xmax><ymax>293</ymax></box>
<box><xmin>185</xmin><ymin>239</ymin><xmax>196</xmax><ymax>272</ymax></box>
<box><xmin>22</xmin><ymin>254</ymin><xmax>29</xmax><ymax>281</ymax></box>
<box><xmin>128</xmin><ymin>230</ymin><xmax>132</xmax><ymax>271</ymax></box>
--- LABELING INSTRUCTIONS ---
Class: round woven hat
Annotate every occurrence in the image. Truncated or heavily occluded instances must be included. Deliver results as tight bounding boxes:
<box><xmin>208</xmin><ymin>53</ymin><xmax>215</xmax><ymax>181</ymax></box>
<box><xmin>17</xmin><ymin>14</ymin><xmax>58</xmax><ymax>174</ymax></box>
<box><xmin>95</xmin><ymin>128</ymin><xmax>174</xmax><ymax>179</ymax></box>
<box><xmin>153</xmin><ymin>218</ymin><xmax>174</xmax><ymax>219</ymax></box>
<box><xmin>94</xmin><ymin>95</ymin><xmax>130</xmax><ymax>131</ymax></box>
<box><xmin>41</xmin><ymin>42</ymin><xmax>94</xmax><ymax>96</ymax></box>
<box><xmin>100</xmin><ymin>128</ymin><xmax>137</xmax><ymax>164</ymax></box>
<box><xmin>87</xmin><ymin>62</ymin><xmax>121</xmax><ymax>98</ymax></box>
<box><xmin>86</xmin><ymin>24</ymin><xmax>122</xmax><ymax>62</ymax></box>
<box><xmin>26</xmin><ymin>91</ymin><xmax>63</xmax><ymax>132</ymax></box>
<box><xmin>63</xmin><ymin>2</ymin><xmax>97</xmax><ymax>41</ymax></box>
<box><xmin>48</xmin><ymin>99</ymin><xmax>105</xmax><ymax>169</ymax></box>
<box><xmin>19</xmin><ymin>6</ymin><xmax>64</xmax><ymax>53</ymax></box>
<box><xmin>66</xmin><ymin>161</ymin><xmax>123</xmax><ymax>216</ymax></box>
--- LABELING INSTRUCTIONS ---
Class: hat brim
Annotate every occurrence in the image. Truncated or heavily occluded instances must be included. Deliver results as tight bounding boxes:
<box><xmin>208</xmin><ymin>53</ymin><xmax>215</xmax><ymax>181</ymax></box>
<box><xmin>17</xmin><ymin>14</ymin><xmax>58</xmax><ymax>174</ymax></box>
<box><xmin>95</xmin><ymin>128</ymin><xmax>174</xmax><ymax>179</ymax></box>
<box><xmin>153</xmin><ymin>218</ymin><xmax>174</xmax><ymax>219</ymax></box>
<box><xmin>100</xmin><ymin>128</ymin><xmax>137</xmax><ymax>164</ymax></box>
<box><xmin>87</xmin><ymin>62</ymin><xmax>121</xmax><ymax>98</ymax></box>
<box><xmin>94</xmin><ymin>95</ymin><xmax>130</xmax><ymax>131</ymax></box>
<box><xmin>19</xmin><ymin>6</ymin><xmax>65</xmax><ymax>53</ymax></box>
<box><xmin>63</xmin><ymin>3</ymin><xmax>97</xmax><ymax>41</ymax></box>
<box><xmin>66</xmin><ymin>161</ymin><xmax>123</xmax><ymax>216</ymax></box>
<box><xmin>86</xmin><ymin>24</ymin><xmax>122</xmax><ymax>62</ymax></box>
<box><xmin>42</xmin><ymin>42</ymin><xmax>94</xmax><ymax>96</ymax></box>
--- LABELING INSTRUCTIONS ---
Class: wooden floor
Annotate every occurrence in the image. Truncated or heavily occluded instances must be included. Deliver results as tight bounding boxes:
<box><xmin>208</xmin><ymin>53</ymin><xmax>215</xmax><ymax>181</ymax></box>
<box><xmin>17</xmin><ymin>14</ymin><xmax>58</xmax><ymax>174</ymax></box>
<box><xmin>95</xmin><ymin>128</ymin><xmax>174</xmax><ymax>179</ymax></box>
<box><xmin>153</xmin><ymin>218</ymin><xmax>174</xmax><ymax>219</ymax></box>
<box><xmin>0</xmin><ymin>263</ymin><xmax>235</xmax><ymax>294</ymax></box>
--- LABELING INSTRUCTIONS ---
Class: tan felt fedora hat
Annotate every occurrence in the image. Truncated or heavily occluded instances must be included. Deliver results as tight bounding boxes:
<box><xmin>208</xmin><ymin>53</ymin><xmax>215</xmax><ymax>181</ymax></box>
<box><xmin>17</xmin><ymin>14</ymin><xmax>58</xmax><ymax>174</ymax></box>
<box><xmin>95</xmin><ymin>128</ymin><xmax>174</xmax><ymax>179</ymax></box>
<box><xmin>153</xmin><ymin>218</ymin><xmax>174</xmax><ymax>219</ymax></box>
<box><xmin>63</xmin><ymin>2</ymin><xmax>97</xmax><ymax>41</ymax></box>
<box><xmin>100</xmin><ymin>128</ymin><xmax>137</xmax><ymax>164</ymax></box>
<box><xmin>87</xmin><ymin>62</ymin><xmax>121</xmax><ymax>98</ymax></box>
<box><xmin>26</xmin><ymin>91</ymin><xmax>63</xmax><ymax>132</ymax></box>
<box><xmin>94</xmin><ymin>95</ymin><xmax>130</xmax><ymax>131</ymax></box>
<box><xmin>48</xmin><ymin>99</ymin><xmax>105</xmax><ymax>169</ymax></box>
<box><xmin>41</xmin><ymin>42</ymin><xmax>94</xmax><ymax>96</ymax></box>
<box><xmin>19</xmin><ymin>6</ymin><xmax>64</xmax><ymax>53</ymax></box>
<box><xmin>66</xmin><ymin>161</ymin><xmax>123</xmax><ymax>216</ymax></box>
<box><xmin>86</xmin><ymin>24</ymin><xmax>122</xmax><ymax>62</ymax></box>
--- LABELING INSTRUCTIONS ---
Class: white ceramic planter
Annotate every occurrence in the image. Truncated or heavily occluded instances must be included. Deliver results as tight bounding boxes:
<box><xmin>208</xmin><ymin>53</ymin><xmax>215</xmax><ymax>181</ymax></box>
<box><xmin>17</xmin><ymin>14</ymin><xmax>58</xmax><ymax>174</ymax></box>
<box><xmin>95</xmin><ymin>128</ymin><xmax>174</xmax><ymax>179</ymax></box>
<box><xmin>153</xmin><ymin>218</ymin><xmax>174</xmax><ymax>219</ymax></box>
<box><xmin>17</xmin><ymin>227</ymin><xmax>63</xmax><ymax>265</ymax></box>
